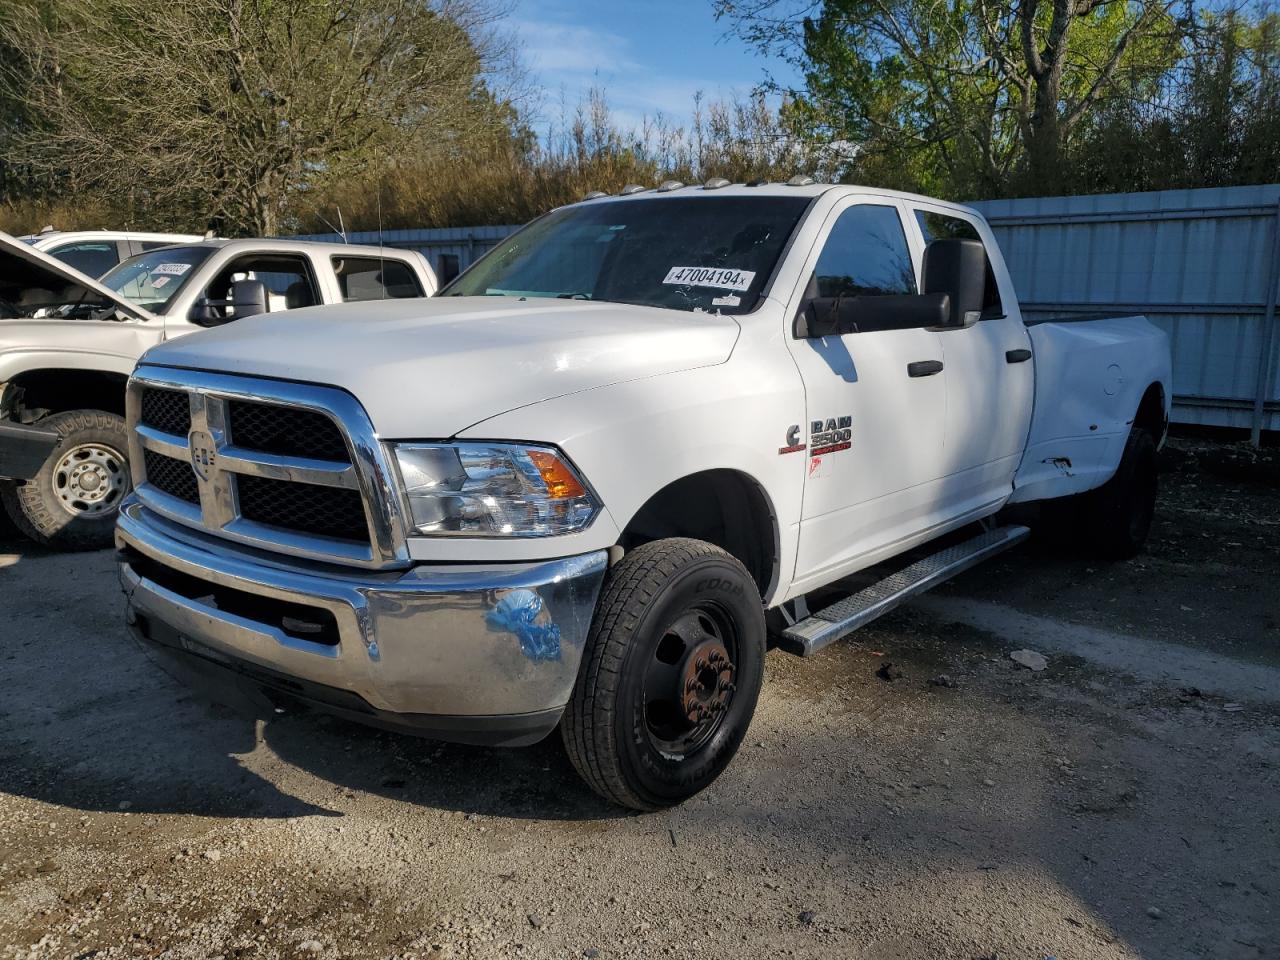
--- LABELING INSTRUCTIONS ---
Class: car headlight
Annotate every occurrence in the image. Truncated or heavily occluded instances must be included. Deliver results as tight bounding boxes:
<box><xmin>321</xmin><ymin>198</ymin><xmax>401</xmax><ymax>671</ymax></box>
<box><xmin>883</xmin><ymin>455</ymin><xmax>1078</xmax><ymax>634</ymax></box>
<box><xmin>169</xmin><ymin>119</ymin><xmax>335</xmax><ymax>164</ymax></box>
<box><xmin>392</xmin><ymin>442</ymin><xmax>601</xmax><ymax>537</ymax></box>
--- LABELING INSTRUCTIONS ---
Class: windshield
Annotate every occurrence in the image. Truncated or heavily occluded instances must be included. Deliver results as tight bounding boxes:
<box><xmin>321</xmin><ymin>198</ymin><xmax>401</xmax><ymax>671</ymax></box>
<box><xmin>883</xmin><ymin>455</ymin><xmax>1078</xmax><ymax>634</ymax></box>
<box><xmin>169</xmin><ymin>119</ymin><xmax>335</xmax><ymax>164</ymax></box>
<box><xmin>443</xmin><ymin>196</ymin><xmax>811</xmax><ymax>314</ymax></box>
<box><xmin>100</xmin><ymin>245</ymin><xmax>214</xmax><ymax>312</ymax></box>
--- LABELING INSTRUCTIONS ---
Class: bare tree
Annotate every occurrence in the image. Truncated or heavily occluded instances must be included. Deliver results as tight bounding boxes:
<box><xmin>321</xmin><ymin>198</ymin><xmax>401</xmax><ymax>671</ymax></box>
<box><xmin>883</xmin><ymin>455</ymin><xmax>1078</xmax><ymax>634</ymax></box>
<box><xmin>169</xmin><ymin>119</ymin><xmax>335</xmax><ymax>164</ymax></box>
<box><xmin>0</xmin><ymin>0</ymin><xmax>517</xmax><ymax>234</ymax></box>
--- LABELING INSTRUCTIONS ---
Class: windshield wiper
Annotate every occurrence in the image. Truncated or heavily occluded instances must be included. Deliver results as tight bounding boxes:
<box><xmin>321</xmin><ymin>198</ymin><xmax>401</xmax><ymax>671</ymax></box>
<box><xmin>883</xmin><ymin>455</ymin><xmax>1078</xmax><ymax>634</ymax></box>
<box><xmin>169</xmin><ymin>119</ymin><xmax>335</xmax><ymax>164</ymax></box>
<box><xmin>556</xmin><ymin>292</ymin><xmax>592</xmax><ymax>300</ymax></box>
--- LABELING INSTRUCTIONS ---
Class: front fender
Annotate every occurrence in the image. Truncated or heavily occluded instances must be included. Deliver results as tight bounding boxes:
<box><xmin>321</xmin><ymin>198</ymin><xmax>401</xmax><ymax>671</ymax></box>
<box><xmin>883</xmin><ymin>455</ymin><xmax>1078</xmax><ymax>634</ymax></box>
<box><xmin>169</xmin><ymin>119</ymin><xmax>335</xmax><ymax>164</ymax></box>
<box><xmin>455</xmin><ymin>359</ymin><xmax>808</xmax><ymax>603</ymax></box>
<box><xmin>0</xmin><ymin>348</ymin><xmax>146</xmax><ymax>384</ymax></box>
<box><xmin>0</xmin><ymin>315</ymin><xmax>160</xmax><ymax>383</ymax></box>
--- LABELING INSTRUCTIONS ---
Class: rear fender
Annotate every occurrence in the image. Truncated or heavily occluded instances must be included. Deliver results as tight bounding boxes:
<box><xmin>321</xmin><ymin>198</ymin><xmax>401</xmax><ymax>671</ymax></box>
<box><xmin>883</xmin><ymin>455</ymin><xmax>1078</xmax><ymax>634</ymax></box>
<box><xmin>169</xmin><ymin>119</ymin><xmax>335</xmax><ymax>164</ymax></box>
<box><xmin>1009</xmin><ymin>316</ymin><xmax>1171</xmax><ymax>504</ymax></box>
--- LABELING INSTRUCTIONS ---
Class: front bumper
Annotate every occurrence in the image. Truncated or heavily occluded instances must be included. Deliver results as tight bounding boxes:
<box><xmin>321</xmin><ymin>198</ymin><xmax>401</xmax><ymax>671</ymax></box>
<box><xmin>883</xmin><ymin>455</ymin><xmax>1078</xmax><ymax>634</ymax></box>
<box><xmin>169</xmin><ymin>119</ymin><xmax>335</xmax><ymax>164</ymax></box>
<box><xmin>0</xmin><ymin>419</ymin><xmax>59</xmax><ymax>481</ymax></box>
<box><xmin>116</xmin><ymin>498</ymin><xmax>608</xmax><ymax>746</ymax></box>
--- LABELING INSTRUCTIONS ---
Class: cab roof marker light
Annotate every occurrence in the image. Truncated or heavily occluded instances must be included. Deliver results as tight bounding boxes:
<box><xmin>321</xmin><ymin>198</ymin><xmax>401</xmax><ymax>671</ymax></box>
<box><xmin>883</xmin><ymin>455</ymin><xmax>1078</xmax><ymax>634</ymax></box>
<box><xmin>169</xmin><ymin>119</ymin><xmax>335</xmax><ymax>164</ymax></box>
<box><xmin>620</xmin><ymin>184</ymin><xmax>646</xmax><ymax>195</ymax></box>
<box><xmin>703</xmin><ymin>178</ymin><xmax>731</xmax><ymax>190</ymax></box>
<box><xmin>786</xmin><ymin>175</ymin><xmax>816</xmax><ymax>186</ymax></box>
<box><xmin>582</xmin><ymin>191</ymin><xmax>609</xmax><ymax>201</ymax></box>
<box><xmin>656</xmin><ymin>180</ymin><xmax>685</xmax><ymax>193</ymax></box>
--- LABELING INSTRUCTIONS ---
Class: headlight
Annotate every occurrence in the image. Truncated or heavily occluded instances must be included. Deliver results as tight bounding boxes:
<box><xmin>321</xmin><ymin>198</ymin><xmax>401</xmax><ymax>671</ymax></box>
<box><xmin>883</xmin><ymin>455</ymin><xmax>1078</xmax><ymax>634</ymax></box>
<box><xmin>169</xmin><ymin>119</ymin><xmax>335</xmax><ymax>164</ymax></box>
<box><xmin>392</xmin><ymin>442</ymin><xmax>601</xmax><ymax>537</ymax></box>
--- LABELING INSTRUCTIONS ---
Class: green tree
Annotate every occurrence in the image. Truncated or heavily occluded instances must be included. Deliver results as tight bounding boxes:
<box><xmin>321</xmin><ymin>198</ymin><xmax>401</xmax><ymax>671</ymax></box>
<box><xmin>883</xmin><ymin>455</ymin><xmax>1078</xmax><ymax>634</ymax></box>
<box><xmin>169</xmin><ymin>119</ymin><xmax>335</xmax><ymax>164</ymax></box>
<box><xmin>718</xmin><ymin>0</ymin><xmax>1186</xmax><ymax>197</ymax></box>
<box><xmin>1069</xmin><ymin>6</ymin><xmax>1280</xmax><ymax>193</ymax></box>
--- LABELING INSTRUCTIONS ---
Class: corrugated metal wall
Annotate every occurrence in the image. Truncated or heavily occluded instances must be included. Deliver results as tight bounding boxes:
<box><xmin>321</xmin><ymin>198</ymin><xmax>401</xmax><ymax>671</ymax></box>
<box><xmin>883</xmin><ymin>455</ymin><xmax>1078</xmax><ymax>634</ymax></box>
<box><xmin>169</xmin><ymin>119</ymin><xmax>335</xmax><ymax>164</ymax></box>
<box><xmin>291</xmin><ymin>224</ymin><xmax>520</xmax><ymax>279</ymax></box>
<box><xmin>293</xmin><ymin>184</ymin><xmax>1280</xmax><ymax>437</ymax></box>
<box><xmin>970</xmin><ymin>185</ymin><xmax>1280</xmax><ymax>437</ymax></box>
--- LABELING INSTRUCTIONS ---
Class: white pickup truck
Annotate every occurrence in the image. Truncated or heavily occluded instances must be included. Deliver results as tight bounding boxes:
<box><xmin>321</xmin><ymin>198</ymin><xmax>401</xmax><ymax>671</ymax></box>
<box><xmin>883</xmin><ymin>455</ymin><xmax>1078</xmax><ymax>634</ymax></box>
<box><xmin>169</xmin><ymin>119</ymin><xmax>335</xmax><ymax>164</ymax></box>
<box><xmin>18</xmin><ymin>228</ymin><xmax>206</xmax><ymax>277</ymax></box>
<box><xmin>114</xmin><ymin>181</ymin><xmax>1170</xmax><ymax>810</ymax></box>
<box><xmin>0</xmin><ymin>234</ymin><xmax>436</xmax><ymax>547</ymax></box>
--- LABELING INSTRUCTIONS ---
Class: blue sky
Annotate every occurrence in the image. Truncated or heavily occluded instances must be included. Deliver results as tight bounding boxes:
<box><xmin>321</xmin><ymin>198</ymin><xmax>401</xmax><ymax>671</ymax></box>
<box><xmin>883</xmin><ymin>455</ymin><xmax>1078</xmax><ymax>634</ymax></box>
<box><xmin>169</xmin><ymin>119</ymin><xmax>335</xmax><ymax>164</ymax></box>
<box><xmin>510</xmin><ymin>0</ymin><xmax>803</xmax><ymax>133</ymax></box>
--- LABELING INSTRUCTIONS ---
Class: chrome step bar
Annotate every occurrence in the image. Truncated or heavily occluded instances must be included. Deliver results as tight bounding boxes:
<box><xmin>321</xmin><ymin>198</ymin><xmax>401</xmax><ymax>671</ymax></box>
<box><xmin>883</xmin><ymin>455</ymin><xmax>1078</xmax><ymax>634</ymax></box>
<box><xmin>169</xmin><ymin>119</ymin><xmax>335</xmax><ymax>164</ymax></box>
<box><xmin>779</xmin><ymin>525</ymin><xmax>1031</xmax><ymax>657</ymax></box>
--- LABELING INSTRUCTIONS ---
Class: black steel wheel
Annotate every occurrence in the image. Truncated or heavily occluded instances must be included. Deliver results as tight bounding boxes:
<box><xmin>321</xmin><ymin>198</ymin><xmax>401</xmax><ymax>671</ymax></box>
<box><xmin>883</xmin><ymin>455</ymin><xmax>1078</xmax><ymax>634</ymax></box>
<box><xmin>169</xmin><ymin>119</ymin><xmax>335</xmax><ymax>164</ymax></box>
<box><xmin>1086</xmin><ymin>426</ymin><xmax>1158</xmax><ymax>559</ymax></box>
<box><xmin>562</xmin><ymin>538</ymin><xmax>766</xmax><ymax>811</ymax></box>
<box><xmin>1038</xmin><ymin>426</ymin><xmax>1158</xmax><ymax>560</ymax></box>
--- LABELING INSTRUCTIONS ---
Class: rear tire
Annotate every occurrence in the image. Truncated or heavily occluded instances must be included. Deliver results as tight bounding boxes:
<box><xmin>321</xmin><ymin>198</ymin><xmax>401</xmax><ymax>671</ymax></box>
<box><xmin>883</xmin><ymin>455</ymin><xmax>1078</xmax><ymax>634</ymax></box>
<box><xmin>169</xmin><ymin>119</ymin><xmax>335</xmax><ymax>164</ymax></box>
<box><xmin>1040</xmin><ymin>427</ymin><xmax>1158</xmax><ymax>560</ymax></box>
<box><xmin>561</xmin><ymin>538</ymin><xmax>766</xmax><ymax>811</ymax></box>
<box><xmin>1</xmin><ymin>409</ymin><xmax>131</xmax><ymax>551</ymax></box>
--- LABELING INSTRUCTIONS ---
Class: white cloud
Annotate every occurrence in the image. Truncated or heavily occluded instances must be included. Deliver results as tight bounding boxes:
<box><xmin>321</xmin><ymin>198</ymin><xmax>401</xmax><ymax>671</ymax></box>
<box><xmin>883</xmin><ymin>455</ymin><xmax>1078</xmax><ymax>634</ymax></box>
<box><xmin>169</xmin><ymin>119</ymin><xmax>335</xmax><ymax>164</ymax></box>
<box><xmin>510</xmin><ymin>2</ymin><xmax>771</xmax><ymax>132</ymax></box>
<box><xmin>511</xmin><ymin>19</ymin><xmax>640</xmax><ymax>76</ymax></box>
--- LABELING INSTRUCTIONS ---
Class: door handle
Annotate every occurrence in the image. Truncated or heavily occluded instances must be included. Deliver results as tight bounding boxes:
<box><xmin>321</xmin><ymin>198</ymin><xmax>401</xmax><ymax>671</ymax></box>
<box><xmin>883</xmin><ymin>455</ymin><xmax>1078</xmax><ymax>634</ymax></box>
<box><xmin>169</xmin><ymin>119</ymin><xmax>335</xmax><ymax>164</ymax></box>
<box><xmin>1006</xmin><ymin>348</ymin><xmax>1032</xmax><ymax>363</ymax></box>
<box><xmin>907</xmin><ymin>360</ymin><xmax>944</xmax><ymax>378</ymax></box>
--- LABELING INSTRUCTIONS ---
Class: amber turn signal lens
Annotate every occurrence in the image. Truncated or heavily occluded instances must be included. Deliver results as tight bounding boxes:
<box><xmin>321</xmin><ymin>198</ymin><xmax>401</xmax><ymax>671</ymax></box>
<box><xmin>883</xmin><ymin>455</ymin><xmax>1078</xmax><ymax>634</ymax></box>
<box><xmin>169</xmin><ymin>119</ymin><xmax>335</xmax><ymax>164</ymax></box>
<box><xmin>527</xmin><ymin>450</ymin><xmax>587</xmax><ymax>499</ymax></box>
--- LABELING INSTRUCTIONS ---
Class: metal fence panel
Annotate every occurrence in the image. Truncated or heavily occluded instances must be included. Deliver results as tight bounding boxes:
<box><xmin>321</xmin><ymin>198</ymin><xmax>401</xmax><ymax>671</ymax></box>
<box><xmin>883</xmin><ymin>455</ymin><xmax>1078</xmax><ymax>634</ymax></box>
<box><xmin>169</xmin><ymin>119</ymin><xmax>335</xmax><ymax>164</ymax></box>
<box><xmin>970</xmin><ymin>185</ymin><xmax>1280</xmax><ymax>436</ymax></box>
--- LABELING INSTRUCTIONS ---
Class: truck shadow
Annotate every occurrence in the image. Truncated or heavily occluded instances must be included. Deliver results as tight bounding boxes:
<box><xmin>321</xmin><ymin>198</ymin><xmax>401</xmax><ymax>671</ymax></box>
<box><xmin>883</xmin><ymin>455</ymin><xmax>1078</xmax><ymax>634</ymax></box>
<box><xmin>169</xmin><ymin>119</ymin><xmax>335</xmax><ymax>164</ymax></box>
<box><xmin>0</xmin><ymin>539</ymin><xmax>624</xmax><ymax>822</ymax></box>
<box><xmin>2</xmin><ymin>529</ymin><xmax>1275</xmax><ymax>957</ymax></box>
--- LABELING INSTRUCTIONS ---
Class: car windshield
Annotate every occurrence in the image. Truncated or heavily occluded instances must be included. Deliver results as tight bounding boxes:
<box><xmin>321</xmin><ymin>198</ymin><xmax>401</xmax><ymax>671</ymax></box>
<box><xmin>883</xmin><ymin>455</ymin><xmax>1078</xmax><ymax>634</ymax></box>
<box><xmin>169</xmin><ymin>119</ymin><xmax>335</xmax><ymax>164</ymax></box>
<box><xmin>442</xmin><ymin>195</ymin><xmax>811</xmax><ymax>315</ymax></box>
<box><xmin>100</xmin><ymin>245</ymin><xmax>214</xmax><ymax>312</ymax></box>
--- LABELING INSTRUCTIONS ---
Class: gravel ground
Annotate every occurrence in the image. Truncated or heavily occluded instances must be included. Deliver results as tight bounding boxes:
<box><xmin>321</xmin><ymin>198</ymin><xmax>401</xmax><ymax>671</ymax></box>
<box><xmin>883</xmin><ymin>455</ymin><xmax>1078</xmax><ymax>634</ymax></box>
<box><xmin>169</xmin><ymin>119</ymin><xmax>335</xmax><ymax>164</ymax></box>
<box><xmin>1</xmin><ymin>438</ymin><xmax>1277</xmax><ymax>960</ymax></box>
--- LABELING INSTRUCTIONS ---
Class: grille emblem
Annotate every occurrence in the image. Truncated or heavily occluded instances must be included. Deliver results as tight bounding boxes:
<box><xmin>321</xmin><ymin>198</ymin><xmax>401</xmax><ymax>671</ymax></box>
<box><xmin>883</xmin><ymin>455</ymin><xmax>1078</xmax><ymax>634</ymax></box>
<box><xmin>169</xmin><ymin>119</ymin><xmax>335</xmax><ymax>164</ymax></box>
<box><xmin>188</xmin><ymin>429</ymin><xmax>217</xmax><ymax>482</ymax></box>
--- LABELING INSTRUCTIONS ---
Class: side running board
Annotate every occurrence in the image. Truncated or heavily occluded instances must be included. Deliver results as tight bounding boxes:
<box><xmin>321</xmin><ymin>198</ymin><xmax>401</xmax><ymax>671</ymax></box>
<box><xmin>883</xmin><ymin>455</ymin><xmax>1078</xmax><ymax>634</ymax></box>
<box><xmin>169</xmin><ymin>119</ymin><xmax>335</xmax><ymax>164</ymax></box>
<box><xmin>779</xmin><ymin>525</ymin><xmax>1031</xmax><ymax>657</ymax></box>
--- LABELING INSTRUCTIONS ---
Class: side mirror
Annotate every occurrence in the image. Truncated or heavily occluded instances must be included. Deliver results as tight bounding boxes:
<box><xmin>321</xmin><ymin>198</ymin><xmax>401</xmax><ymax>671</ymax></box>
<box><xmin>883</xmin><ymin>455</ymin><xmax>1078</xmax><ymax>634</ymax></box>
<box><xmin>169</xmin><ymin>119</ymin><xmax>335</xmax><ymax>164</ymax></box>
<box><xmin>230</xmin><ymin>278</ymin><xmax>268</xmax><ymax>319</ymax></box>
<box><xmin>797</xmin><ymin>291</ymin><xmax>950</xmax><ymax>337</ymax></box>
<box><xmin>923</xmin><ymin>238</ymin><xmax>986</xmax><ymax>327</ymax></box>
<box><xmin>188</xmin><ymin>297</ymin><xmax>221</xmax><ymax>326</ymax></box>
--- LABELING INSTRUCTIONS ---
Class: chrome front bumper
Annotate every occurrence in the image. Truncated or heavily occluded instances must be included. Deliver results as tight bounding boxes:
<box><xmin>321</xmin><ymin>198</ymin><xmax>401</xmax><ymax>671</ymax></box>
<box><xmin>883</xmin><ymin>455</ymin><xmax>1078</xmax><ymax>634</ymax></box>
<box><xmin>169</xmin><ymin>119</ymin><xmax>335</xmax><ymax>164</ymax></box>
<box><xmin>116</xmin><ymin>498</ymin><xmax>608</xmax><ymax>746</ymax></box>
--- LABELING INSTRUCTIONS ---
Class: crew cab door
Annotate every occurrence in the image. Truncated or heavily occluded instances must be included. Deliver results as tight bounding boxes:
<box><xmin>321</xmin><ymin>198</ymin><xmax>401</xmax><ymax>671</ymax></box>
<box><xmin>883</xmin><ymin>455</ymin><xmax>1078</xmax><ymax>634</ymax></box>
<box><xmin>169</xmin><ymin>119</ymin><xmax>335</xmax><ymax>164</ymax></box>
<box><xmin>909</xmin><ymin>205</ymin><xmax>1034</xmax><ymax>512</ymax></box>
<box><xmin>784</xmin><ymin>200</ymin><xmax>949</xmax><ymax>590</ymax></box>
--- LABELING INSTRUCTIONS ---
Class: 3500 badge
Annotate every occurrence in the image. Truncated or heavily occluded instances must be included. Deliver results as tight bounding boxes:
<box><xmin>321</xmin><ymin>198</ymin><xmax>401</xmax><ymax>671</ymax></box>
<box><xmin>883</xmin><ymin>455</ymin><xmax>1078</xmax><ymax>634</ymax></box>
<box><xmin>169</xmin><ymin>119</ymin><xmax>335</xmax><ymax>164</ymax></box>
<box><xmin>810</xmin><ymin>416</ymin><xmax>852</xmax><ymax>455</ymax></box>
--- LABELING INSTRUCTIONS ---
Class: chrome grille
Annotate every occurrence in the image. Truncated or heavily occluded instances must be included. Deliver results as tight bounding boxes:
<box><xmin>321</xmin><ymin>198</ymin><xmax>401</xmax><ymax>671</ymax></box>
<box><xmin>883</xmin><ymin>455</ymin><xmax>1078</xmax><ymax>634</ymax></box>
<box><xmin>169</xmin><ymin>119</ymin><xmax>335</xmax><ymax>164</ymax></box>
<box><xmin>140</xmin><ymin>387</ymin><xmax>192</xmax><ymax>435</ymax></box>
<box><xmin>238</xmin><ymin>474</ymin><xmax>368</xmax><ymax>541</ymax></box>
<box><xmin>143</xmin><ymin>449</ymin><xmax>199</xmax><ymax>504</ymax></box>
<box><xmin>126</xmin><ymin>366</ymin><xmax>409</xmax><ymax>568</ymax></box>
<box><xmin>228</xmin><ymin>400</ymin><xmax>351</xmax><ymax>463</ymax></box>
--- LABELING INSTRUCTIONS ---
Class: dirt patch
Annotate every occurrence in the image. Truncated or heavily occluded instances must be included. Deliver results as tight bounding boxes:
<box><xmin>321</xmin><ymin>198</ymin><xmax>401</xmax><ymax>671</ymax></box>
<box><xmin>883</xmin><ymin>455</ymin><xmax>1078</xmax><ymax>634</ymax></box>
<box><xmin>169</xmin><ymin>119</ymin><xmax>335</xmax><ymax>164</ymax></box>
<box><xmin>943</xmin><ymin>437</ymin><xmax>1280</xmax><ymax>668</ymax></box>
<box><xmin>1</xmin><ymin>438</ymin><xmax>1278</xmax><ymax>959</ymax></box>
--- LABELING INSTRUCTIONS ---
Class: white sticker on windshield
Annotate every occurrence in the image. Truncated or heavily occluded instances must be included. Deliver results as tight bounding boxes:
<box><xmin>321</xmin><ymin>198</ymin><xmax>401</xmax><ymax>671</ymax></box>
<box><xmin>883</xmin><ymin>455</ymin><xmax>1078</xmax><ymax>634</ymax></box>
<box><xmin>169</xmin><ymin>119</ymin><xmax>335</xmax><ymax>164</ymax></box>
<box><xmin>151</xmin><ymin>276</ymin><xmax>171</xmax><ymax>288</ymax></box>
<box><xmin>151</xmin><ymin>262</ymin><xmax>192</xmax><ymax>276</ymax></box>
<box><xmin>662</xmin><ymin>266</ymin><xmax>756</xmax><ymax>291</ymax></box>
<box><xmin>712</xmin><ymin>294</ymin><xmax>741</xmax><ymax>308</ymax></box>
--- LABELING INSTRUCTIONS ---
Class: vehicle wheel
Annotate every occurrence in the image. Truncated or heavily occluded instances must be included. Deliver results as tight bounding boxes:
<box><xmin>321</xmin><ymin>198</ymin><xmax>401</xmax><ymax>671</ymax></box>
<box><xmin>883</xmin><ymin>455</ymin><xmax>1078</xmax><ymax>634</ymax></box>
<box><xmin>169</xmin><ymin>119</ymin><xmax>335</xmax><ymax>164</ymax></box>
<box><xmin>1083</xmin><ymin>427</ymin><xmax>1158</xmax><ymax>559</ymax></box>
<box><xmin>1</xmin><ymin>409</ymin><xmax>131</xmax><ymax>550</ymax></box>
<box><xmin>1041</xmin><ymin>427</ymin><xmax>1157</xmax><ymax>560</ymax></box>
<box><xmin>562</xmin><ymin>538</ymin><xmax>766</xmax><ymax>811</ymax></box>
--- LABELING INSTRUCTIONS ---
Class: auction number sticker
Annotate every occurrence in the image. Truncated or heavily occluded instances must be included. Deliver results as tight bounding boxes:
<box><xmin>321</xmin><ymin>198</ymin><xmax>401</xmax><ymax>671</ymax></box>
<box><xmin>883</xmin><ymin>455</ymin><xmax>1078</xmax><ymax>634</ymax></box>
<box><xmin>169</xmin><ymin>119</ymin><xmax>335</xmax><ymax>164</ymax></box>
<box><xmin>662</xmin><ymin>266</ymin><xmax>756</xmax><ymax>291</ymax></box>
<box><xmin>151</xmin><ymin>262</ymin><xmax>192</xmax><ymax>276</ymax></box>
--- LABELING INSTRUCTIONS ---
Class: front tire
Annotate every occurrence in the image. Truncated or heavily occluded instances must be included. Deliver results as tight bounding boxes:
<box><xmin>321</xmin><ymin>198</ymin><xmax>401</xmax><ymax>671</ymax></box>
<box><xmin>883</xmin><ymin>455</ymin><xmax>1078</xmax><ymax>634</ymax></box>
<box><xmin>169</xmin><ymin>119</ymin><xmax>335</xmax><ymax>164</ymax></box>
<box><xmin>1</xmin><ymin>409</ymin><xmax>131</xmax><ymax>550</ymax></box>
<box><xmin>562</xmin><ymin>538</ymin><xmax>766</xmax><ymax>811</ymax></box>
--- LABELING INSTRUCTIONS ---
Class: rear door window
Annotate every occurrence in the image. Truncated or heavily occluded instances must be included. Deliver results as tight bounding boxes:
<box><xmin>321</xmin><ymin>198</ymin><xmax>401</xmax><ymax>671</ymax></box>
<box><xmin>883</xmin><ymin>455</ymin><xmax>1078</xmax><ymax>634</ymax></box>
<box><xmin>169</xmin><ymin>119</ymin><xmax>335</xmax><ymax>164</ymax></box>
<box><xmin>50</xmin><ymin>241</ymin><xmax>121</xmax><ymax>278</ymax></box>
<box><xmin>332</xmin><ymin>256</ymin><xmax>424</xmax><ymax>301</ymax></box>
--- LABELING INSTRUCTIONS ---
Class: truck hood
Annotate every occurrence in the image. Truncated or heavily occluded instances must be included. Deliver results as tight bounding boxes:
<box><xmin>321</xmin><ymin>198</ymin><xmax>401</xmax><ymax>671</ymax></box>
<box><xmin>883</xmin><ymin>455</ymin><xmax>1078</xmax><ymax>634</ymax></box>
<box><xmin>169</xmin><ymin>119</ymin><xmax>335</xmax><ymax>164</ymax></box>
<box><xmin>142</xmin><ymin>296</ymin><xmax>740</xmax><ymax>437</ymax></box>
<box><xmin>0</xmin><ymin>230</ymin><xmax>154</xmax><ymax>322</ymax></box>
